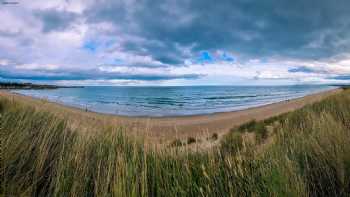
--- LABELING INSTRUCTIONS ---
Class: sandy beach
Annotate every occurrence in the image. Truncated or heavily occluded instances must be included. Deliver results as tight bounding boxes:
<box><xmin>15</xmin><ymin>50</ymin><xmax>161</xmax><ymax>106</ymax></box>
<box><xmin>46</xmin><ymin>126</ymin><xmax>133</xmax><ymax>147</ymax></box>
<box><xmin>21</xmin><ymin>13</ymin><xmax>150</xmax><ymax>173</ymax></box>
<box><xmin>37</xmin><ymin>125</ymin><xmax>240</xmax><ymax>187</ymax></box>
<box><xmin>0</xmin><ymin>88</ymin><xmax>342</xmax><ymax>143</ymax></box>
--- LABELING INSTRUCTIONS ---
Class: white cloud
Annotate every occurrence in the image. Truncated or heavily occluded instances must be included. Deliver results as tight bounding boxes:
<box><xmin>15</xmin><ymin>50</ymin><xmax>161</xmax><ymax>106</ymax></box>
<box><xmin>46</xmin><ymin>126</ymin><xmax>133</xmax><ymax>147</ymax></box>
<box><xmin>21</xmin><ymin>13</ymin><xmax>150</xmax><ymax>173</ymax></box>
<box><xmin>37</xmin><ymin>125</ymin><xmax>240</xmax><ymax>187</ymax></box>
<box><xmin>15</xmin><ymin>63</ymin><xmax>59</xmax><ymax>70</ymax></box>
<box><xmin>0</xmin><ymin>59</ymin><xmax>10</xmax><ymax>66</ymax></box>
<box><xmin>21</xmin><ymin>0</ymin><xmax>91</xmax><ymax>13</ymax></box>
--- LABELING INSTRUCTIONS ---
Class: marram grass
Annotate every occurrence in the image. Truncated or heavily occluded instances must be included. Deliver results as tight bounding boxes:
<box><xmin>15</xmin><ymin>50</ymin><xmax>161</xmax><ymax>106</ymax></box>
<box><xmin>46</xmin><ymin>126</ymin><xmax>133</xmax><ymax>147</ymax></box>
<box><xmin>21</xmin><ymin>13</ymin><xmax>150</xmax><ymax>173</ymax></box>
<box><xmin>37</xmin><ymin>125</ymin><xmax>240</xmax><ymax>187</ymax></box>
<box><xmin>1</xmin><ymin>90</ymin><xmax>350</xmax><ymax>196</ymax></box>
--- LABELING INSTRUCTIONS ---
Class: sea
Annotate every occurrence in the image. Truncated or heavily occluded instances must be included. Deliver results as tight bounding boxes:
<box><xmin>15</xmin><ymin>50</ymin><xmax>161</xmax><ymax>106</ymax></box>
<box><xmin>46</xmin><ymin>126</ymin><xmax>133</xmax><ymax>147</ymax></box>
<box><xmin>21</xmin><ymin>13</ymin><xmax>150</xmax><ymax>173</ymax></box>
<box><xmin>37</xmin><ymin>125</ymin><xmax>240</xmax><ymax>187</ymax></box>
<box><xmin>12</xmin><ymin>85</ymin><xmax>336</xmax><ymax>117</ymax></box>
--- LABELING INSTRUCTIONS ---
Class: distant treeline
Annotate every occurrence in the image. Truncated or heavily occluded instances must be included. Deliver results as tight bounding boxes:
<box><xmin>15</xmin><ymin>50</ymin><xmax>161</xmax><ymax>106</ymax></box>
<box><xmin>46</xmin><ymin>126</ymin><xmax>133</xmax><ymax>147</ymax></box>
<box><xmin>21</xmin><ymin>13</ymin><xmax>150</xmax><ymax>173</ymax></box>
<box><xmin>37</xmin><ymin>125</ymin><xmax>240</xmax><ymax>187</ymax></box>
<box><xmin>0</xmin><ymin>82</ymin><xmax>83</xmax><ymax>90</ymax></box>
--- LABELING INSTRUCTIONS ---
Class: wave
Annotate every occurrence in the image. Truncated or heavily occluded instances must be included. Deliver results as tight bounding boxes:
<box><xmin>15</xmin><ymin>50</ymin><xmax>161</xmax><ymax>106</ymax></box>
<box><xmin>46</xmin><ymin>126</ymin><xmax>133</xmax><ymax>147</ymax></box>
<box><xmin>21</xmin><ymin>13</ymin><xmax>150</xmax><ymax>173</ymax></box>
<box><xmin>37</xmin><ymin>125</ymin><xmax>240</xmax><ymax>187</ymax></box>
<box><xmin>204</xmin><ymin>95</ymin><xmax>259</xmax><ymax>100</ymax></box>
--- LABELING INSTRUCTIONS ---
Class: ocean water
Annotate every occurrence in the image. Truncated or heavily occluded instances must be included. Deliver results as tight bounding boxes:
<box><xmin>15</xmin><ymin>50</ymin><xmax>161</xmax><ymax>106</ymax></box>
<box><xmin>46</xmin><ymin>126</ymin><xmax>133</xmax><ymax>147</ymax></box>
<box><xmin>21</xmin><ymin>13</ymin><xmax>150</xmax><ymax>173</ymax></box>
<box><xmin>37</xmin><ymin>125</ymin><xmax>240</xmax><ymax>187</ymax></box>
<box><xmin>13</xmin><ymin>85</ymin><xmax>336</xmax><ymax>117</ymax></box>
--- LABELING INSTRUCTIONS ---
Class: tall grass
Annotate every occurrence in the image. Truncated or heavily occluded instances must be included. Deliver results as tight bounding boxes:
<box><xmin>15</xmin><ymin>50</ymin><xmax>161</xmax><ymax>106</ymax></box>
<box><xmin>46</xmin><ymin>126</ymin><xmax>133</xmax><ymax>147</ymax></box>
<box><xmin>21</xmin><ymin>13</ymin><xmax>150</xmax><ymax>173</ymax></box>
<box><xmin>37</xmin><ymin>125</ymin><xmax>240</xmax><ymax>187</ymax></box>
<box><xmin>1</xmin><ymin>90</ymin><xmax>350</xmax><ymax>196</ymax></box>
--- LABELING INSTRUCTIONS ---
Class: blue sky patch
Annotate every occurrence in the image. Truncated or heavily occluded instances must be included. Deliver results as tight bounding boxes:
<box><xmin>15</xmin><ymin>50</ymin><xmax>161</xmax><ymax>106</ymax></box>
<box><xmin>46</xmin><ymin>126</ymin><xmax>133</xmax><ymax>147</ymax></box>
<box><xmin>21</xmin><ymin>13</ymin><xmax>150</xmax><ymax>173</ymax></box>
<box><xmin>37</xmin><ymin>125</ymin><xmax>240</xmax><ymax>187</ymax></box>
<box><xmin>198</xmin><ymin>51</ymin><xmax>214</xmax><ymax>63</ymax></box>
<box><xmin>83</xmin><ymin>40</ymin><xmax>98</xmax><ymax>52</ymax></box>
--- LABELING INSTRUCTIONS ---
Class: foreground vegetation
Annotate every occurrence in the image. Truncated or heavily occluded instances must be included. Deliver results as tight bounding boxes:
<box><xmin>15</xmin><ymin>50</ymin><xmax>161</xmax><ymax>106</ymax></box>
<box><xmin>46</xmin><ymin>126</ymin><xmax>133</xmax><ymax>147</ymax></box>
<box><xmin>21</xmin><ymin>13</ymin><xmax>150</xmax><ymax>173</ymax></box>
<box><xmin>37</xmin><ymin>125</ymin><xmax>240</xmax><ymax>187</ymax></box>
<box><xmin>1</xmin><ymin>89</ymin><xmax>349</xmax><ymax>196</ymax></box>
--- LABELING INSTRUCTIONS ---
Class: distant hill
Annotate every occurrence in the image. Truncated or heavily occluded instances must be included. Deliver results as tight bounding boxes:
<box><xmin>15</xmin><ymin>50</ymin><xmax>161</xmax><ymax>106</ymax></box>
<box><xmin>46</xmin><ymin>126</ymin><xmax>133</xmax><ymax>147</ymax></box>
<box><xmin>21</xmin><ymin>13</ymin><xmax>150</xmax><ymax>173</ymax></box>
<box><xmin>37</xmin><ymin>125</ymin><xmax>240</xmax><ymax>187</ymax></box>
<box><xmin>0</xmin><ymin>82</ymin><xmax>83</xmax><ymax>89</ymax></box>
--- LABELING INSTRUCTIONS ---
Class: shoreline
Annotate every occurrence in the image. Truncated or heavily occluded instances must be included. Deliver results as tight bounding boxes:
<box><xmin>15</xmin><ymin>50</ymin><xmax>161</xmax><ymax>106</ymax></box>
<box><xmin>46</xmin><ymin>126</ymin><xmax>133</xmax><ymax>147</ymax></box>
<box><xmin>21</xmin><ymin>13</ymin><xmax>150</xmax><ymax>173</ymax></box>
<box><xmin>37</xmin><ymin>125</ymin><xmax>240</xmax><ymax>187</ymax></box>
<box><xmin>0</xmin><ymin>88</ymin><xmax>342</xmax><ymax>143</ymax></box>
<box><xmin>7</xmin><ymin>86</ymin><xmax>337</xmax><ymax>118</ymax></box>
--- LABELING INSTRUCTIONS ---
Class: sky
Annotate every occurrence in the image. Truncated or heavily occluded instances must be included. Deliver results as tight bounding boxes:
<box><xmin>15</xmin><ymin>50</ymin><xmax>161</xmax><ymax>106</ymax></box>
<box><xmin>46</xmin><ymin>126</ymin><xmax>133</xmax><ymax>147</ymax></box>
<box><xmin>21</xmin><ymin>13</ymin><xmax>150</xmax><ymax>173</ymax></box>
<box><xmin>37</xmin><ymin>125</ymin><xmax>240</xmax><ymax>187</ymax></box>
<box><xmin>0</xmin><ymin>0</ymin><xmax>350</xmax><ymax>86</ymax></box>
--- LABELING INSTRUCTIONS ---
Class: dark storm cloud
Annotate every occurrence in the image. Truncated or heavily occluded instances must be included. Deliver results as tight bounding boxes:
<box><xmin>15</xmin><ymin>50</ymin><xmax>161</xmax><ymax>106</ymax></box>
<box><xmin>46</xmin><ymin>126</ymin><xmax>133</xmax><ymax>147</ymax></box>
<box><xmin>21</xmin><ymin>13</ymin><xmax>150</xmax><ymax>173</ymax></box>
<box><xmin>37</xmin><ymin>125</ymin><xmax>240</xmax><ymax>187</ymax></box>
<box><xmin>288</xmin><ymin>66</ymin><xmax>326</xmax><ymax>74</ymax></box>
<box><xmin>121</xmin><ymin>40</ymin><xmax>186</xmax><ymax>65</ymax></box>
<box><xmin>328</xmin><ymin>75</ymin><xmax>350</xmax><ymax>80</ymax></box>
<box><xmin>34</xmin><ymin>9</ymin><xmax>78</xmax><ymax>32</ymax></box>
<box><xmin>0</xmin><ymin>68</ymin><xmax>202</xmax><ymax>81</ymax></box>
<box><xmin>84</xmin><ymin>0</ymin><xmax>350</xmax><ymax>64</ymax></box>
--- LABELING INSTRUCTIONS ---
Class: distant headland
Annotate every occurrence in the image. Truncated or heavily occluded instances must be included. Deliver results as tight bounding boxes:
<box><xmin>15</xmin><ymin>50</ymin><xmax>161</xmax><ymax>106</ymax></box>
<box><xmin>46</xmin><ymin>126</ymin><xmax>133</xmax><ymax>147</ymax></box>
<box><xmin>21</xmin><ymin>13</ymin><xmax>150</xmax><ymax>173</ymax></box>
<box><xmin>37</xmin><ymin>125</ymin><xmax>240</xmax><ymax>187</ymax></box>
<box><xmin>338</xmin><ymin>85</ymin><xmax>350</xmax><ymax>90</ymax></box>
<box><xmin>0</xmin><ymin>82</ymin><xmax>83</xmax><ymax>90</ymax></box>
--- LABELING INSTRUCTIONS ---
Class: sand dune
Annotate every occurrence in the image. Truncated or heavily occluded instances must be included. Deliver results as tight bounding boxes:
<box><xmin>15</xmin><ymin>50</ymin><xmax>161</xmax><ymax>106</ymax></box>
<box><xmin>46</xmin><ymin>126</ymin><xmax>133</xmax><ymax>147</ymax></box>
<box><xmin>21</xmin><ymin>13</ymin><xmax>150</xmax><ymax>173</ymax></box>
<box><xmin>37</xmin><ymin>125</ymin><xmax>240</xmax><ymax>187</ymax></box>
<box><xmin>0</xmin><ymin>88</ymin><xmax>342</xmax><ymax>144</ymax></box>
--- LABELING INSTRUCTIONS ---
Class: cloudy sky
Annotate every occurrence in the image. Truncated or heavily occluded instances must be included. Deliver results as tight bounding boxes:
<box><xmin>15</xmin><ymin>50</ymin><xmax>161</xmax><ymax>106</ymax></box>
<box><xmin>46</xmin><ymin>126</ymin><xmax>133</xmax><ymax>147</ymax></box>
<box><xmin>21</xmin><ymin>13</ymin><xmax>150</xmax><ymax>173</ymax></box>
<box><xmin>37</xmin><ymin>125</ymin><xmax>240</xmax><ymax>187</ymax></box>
<box><xmin>0</xmin><ymin>0</ymin><xmax>349</xmax><ymax>86</ymax></box>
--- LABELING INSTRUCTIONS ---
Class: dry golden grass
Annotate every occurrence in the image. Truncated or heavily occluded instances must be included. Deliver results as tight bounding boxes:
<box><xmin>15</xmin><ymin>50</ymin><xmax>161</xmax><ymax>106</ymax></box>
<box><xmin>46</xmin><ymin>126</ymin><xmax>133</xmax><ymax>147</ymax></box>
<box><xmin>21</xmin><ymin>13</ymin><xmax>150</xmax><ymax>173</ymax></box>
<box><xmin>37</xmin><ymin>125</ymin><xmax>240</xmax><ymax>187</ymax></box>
<box><xmin>1</xmin><ymin>89</ymin><xmax>349</xmax><ymax>196</ymax></box>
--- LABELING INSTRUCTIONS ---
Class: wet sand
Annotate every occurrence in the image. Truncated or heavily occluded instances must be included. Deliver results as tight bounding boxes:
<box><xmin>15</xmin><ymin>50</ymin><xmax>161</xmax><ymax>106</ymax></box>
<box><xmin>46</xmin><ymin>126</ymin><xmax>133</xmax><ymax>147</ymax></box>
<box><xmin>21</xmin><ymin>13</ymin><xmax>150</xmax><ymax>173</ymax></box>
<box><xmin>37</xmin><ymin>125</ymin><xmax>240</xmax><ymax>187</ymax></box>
<box><xmin>0</xmin><ymin>88</ymin><xmax>342</xmax><ymax>143</ymax></box>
